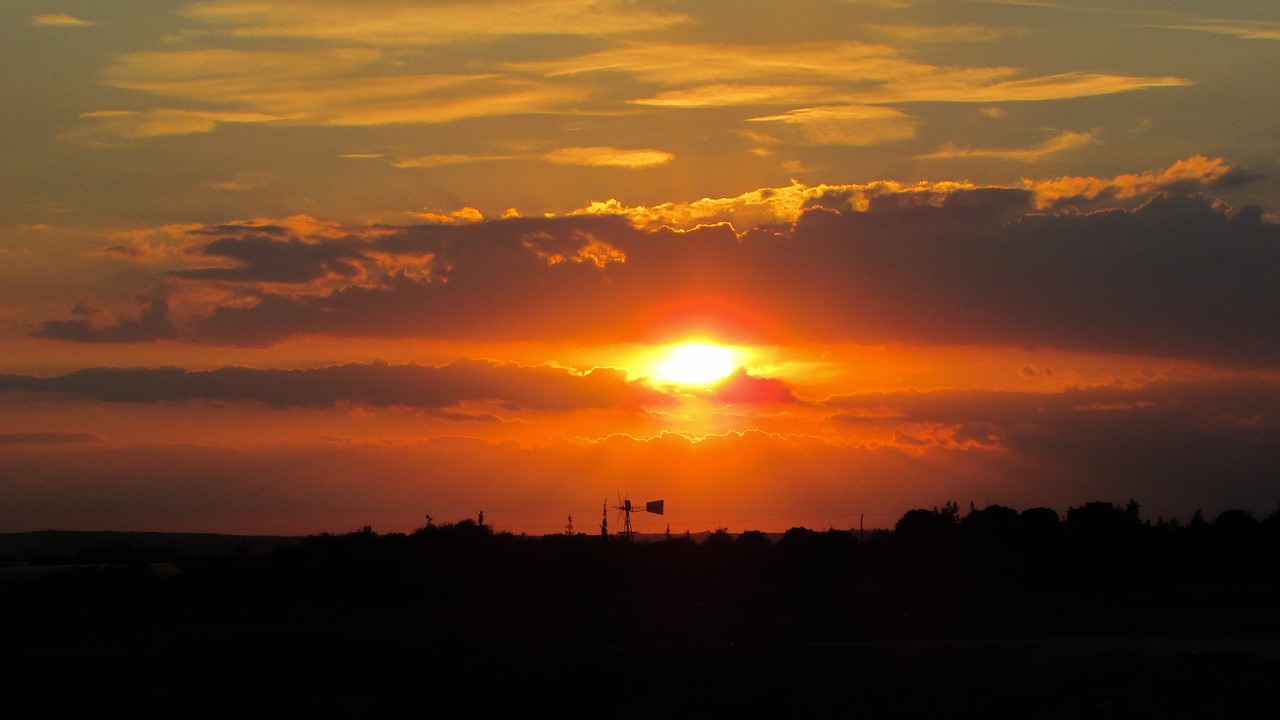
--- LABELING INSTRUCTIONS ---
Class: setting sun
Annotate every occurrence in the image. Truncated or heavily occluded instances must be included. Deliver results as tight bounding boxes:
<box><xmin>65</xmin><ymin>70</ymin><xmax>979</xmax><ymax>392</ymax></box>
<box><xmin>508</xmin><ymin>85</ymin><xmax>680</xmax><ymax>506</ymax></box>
<box><xmin>654</xmin><ymin>343</ymin><xmax>738</xmax><ymax>385</ymax></box>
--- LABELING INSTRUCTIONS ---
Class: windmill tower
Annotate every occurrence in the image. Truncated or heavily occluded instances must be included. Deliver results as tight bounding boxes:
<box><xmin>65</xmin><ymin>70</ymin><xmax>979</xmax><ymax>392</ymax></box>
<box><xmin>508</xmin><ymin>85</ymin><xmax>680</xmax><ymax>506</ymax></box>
<box><xmin>613</xmin><ymin>493</ymin><xmax>664</xmax><ymax>542</ymax></box>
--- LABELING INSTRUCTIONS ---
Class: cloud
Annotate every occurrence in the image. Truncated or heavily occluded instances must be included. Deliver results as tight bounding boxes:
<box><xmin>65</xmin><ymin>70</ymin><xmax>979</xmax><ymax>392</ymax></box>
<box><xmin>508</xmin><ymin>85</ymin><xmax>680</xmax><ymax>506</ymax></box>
<box><xmin>1153</xmin><ymin>20</ymin><xmax>1280</xmax><ymax>41</ymax></box>
<box><xmin>4</xmin><ymin>393</ymin><xmax>1275</xmax><ymax>534</ymax></box>
<box><xmin>33</xmin><ymin>159</ymin><xmax>1280</xmax><ymax>367</ymax></box>
<box><xmin>62</xmin><ymin>2</ymin><xmax>679</xmax><ymax>139</ymax></box>
<box><xmin>410</xmin><ymin>207</ymin><xmax>486</xmax><ymax>224</ymax></box>
<box><xmin>96</xmin><ymin>49</ymin><xmax>583</xmax><ymax>130</ymax></box>
<box><xmin>631</xmin><ymin>84</ymin><xmax>836</xmax><ymax>108</ymax></box>
<box><xmin>0</xmin><ymin>359</ymin><xmax>669</xmax><ymax>413</ymax></box>
<box><xmin>540</xmin><ymin>146</ymin><xmax>674</xmax><ymax>168</ymax></box>
<box><xmin>528</xmin><ymin>40</ymin><xmax>1189</xmax><ymax>105</ymax></box>
<box><xmin>864</xmin><ymin>24</ymin><xmax>1014</xmax><ymax>43</ymax></box>
<box><xmin>182</xmin><ymin>0</ymin><xmax>690</xmax><ymax>45</ymax></box>
<box><xmin>67</xmin><ymin>11</ymin><xmax>1190</xmax><ymax>146</ymax></box>
<box><xmin>62</xmin><ymin>109</ymin><xmax>279</xmax><ymax>144</ymax></box>
<box><xmin>0</xmin><ymin>433</ymin><xmax>98</xmax><ymax>444</ymax></box>
<box><xmin>825</xmin><ymin>376</ymin><xmax>1280</xmax><ymax>512</ymax></box>
<box><xmin>205</xmin><ymin>170</ymin><xmax>274</xmax><ymax>191</ymax></box>
<box><xmin>567</xmin><ymin>181</ymin><xmax>846</xmax><ymax>227</ymax></box>
<box><xmin>30</xmin><ymin>14</ymin><xmax>93</xmax><ymax>27</ymax></box>
<box><xmin>708</xmin><ymin>370</ymin><xmax>798</xmax><ymax>405</ymax></box>
<box><xmin>918</xmin><ymin>129</ymin><xmax>1098</xmax><ymax>162</ymax></box>
<box><xmin>34</xmin><ymin>288</ymin><xmax>178</xmax><ymax>344</ymax></box>
<box><xmin>392</xmin><ymin>146</ymin><xmax>674</xmax><ymax>169</ymax></box>
<box><xmin>867</xmin><ymin>72</ymin><xmax>1191</xmax><ymax>103</ymax></box>
<box><xmin>568</xmin><ymin>158</ymin><xmax>1233</xmax><ymax>229</ymax></box>
<box><xmin>392</xmin><ymin>154</ymin><xmax>510</xmax><ymax>169</ymax></box>
<box><xmin>170</xmin><ymin>232</ymin><xmax>370</xmax><ymax>283</ymax></box>
<box><xmin>1030</xmin><ymin>155</ymin><xmax>1235</xmax><ymax>207</ymax></box>
<box><xmin>747</xmin><ymin>105</ymin><xmax>919</xmax><ymax>146</ymax></box>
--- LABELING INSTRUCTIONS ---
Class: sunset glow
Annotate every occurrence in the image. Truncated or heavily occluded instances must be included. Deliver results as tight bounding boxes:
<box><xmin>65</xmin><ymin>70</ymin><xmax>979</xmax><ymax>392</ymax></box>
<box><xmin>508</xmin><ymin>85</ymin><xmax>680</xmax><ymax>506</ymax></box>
<box><xmin>653</xmin><ymin>343</ymin><xmax>739</xmax><ymax>386</ymax></box>
<box><xmin>3</xmin><ymin>1</ymin><xmax>1279</xmax><ymax>537</ymax></box>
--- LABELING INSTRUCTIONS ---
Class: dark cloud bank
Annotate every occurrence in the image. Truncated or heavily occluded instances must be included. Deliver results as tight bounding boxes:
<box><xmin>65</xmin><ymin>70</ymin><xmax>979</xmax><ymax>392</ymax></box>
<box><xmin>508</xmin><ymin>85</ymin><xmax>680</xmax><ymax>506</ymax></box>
<box><xmin>0</xmin><ymin>360</ymin><xmax>666</xmax><ymax>412</ymax></box>
<box><xmin>5</xmin><ymin>363</ymin><xmax>1278</xmax><ymax>518</ymax></box>
<box><xmin>36</xmin><ymin>188</ymin><xmax>1280</xmax><ymax>366</ymax></box>
<box><xmin>827</xmin><ymin>376</ymin><xmax>1280</xmax><ymax>512</ymax></box>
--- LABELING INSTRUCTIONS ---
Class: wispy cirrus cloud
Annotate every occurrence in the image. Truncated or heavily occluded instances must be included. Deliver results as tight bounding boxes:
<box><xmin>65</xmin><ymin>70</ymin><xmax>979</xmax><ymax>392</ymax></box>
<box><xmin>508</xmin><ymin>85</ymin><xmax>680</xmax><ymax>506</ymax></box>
<box><xmin>525</xmin><ymin>40</ymin><xmax>1189</xmax><ymax>105</ymax></box>
<box><xmin>58</xmin><ymin>4</ymin><xmax>1192</xmax><ymax>154</ymax></box>
<box><xmin>205</xmin><ymin>170</ymin><xmax>274</xmax><ymax>191</ymax></box>
<box><xmin>390</xmin><ymin>146</ymin><xmax>673</xmax><ymax>169</ymax></box>
<box><xmin>863</xmin><ymin>23</ymin><xmax>1015</xmax><ymax>43</ymax></box>
<box><xmin>631</xmin><ymin>84</ymin><xmax>835</xmax><ymax>108</ymax></box>
<box><xmin>0</xmin><ymin>432</ymin><xmax>98</xmax><ymax>444</ymax></box>
<box><xmin>97</xmin><ymin>49</ymin><xmax>583</xmax><ymax>131</ymax></box>
<box><xmin>1152</xmin><ymin>20</ymin><xmax>1280</xmax><ymax>41</ymax></box>
<box><xmin>541</xmin><ymin>146</ymin><xmax>673</xmax><ymax>168</ymax></box>
<box><xmin>182</xmin><ymin>0</ymin><xmax>690</xmax><ymax>45</ymax></box>
<box><xmin>746</xmin><ymin>105</ymin><xmax>919</xmax><ymax>146</ymax></box>
<box><xmin>30</xmin><ymin>13</ymin><xmax>94</xmax><ymax>27</ymax></box>
<box><xmin>62</xmin><ymin>109</ymin><xmax>279</xmax><ymax>144</ymax></box>
<box><xmin>918</xmin><ymin>129</ymin><xmax>1098</xmax><ymax>162</ymax></box>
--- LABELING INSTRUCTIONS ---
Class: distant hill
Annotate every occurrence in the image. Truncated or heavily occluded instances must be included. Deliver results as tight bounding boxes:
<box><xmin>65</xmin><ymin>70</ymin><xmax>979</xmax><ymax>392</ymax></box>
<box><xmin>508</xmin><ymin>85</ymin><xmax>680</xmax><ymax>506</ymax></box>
<box><xmin>0</xmin><ymin>530</ymin><xmax>302</xmax><ymax>564</ymax></box>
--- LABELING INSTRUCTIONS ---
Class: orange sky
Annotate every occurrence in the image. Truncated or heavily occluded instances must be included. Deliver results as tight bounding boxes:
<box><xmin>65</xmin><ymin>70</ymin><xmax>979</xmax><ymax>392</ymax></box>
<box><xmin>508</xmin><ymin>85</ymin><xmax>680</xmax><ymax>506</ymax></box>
<box><xmin>3</xmin><ymin>1</ymin><xmax>1279</xmax><ymax>535</ymax></box>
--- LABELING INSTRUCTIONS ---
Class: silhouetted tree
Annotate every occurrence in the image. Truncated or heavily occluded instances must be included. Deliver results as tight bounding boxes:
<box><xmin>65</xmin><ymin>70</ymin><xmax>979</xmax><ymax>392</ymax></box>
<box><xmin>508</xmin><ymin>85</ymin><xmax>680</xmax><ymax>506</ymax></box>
<box><xmin>1002</xmin><ymin>506</ymin><xmax>1063</xmax><ymax>574</ymax></box>
<box><xmin>702</xmin><ymin>528</ymin><xmax>734</xmax><ymax>551</ymax></box>
<box><xmin>960</xmin><ymin>504</ymin><xmax>1019</xmax><ymax>570</ymax></box>
<box><xmin>1066</xmin><ymin>501</ymin><xmax>1140</xmax><ymax>538</ymax></box>
<box><xmin>1211</xmin><ymin>509</ymin><xmax>1257</xmax><ymax>536</ymax></box>
<box><xmin>1210</xmin><ymin>509</ymin><xmax>1259</xmax><ymax>568</ymax></box>
<box><xmin>895</xmin><ymin>507</ymin><xmax>959</xmax><ymax>542</ymax></box>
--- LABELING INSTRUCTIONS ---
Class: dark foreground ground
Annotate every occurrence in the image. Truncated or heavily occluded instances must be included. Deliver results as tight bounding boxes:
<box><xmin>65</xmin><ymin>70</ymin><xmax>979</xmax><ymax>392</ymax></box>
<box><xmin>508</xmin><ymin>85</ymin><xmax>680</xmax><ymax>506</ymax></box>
<box><xmin>3</xmin><ymin>516</ymin><xmax>1279</xmax><ymax>718</ymax></box>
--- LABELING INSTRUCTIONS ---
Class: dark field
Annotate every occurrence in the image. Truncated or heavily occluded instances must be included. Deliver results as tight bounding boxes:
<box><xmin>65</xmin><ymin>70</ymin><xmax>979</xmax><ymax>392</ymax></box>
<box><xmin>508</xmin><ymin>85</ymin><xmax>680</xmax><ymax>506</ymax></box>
<box><xmin>4</xmin><ymin>503</ymin><xmax>1279</xmax><ymax>718</ymax></box>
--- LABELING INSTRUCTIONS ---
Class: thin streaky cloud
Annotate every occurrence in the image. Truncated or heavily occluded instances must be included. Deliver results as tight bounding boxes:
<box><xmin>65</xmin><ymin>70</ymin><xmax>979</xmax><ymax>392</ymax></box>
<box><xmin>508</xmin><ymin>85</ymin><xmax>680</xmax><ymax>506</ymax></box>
<box><xmin>98</xmin><ymin>49</ymin><xmax>586</xmax><ymax>128</ymax></box>
<box><xmin>392</xmin><ymin>147</ymin><xmax>673</xmax><ymax>169</ymax></box>
<box><xmin>61</xmin><ymin>109</ymin><xmax>281</xmax><ymax>144</ymax></box>
<box><xmin>631</xmin><ymin>84</ymin><xmax>838</xmax><ymax>108</ymax></box>
<box><xmin>0</xmin><ymin>432</ymin><xmax>98</xmax><ymax>444</ymax></box>
<box><xmin>204</xmin><ymin>170</ymin><xmax>274</xmax><ymax>192</ymax></box>
<box><xmin>541</xmin><ymin>147</ymin><xmax>673</xmax><ymax>168</ymax></box>
<box><xmin>1153</xmin><ymin>21</ymin><xmax>1280</xmax><ymax>41</ymax></box>
<box><xmin>30</xmin><ymin>13</ymin><xmax>94</xmax><ymax>27</ymax></box>
<box><xmin>863</xmin><ymin>24</ymin><xmax>1015</xmax><ymax>43</ymax></box>
<box><xmin>392</xmin><ymin>154</ymin><xmax>514</xmax><ymax>169</ymax></box>
<box><xmin>535</xmin><ymin>42</ymin><xmax>1191</xmax><ymax>105</ymax></box>
<box><xmin>747</xmin><ymin>105</ymin><xmax>919</xmax><ymax>147</ymax></box>
<box><xmin>918</xmin><ymin>129</ymin><xmax>1099</xmax><ymax>162</ymax></box>
<box><xmin>182</xmin><ymin>0</ymin><xmax>690</xmax><ymax>45</ymax></box>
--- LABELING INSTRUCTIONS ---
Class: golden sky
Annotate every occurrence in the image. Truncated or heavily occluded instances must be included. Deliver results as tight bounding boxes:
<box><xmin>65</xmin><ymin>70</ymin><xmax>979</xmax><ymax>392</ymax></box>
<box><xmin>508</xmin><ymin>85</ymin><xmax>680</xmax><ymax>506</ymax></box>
<box><xmin>3</xmin><ymin>1</ymin><xmax>1279</xmax><ymax>535</ymax></box>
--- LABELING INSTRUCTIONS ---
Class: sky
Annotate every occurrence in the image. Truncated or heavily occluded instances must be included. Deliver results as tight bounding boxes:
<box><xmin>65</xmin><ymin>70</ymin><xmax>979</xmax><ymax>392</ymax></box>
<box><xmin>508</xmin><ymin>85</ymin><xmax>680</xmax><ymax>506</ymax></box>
<box><xmin>2</xmin><ymin>0</ymin><xmax>1279</xmax><ymax>536</ymax></box>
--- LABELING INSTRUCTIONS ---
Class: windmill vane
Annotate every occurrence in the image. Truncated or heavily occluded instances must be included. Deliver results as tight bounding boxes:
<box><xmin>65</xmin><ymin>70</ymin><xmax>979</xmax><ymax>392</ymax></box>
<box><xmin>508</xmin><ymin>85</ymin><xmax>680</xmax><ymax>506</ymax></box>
<box><xmin>612</xmin><ymin>492</ymin><xmax>665</xmax><ymax>541</ymax></box>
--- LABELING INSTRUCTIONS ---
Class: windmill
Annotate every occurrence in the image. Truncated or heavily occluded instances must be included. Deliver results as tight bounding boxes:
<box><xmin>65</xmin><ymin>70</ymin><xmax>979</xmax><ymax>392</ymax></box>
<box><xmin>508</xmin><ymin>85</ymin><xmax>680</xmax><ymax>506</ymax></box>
<box><xmin>613</xmin><ymin>493</ymin><xmax>664</xmax><ymax>541</ymax></box>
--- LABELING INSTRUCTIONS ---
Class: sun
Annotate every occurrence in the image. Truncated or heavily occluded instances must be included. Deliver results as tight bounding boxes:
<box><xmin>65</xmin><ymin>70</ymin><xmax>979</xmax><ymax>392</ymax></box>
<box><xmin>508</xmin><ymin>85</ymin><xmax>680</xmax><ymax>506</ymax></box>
<box><xmin>653</xmin><ymin>342</ymin><xmax>738</xmax><ymax>385</ymax></box>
